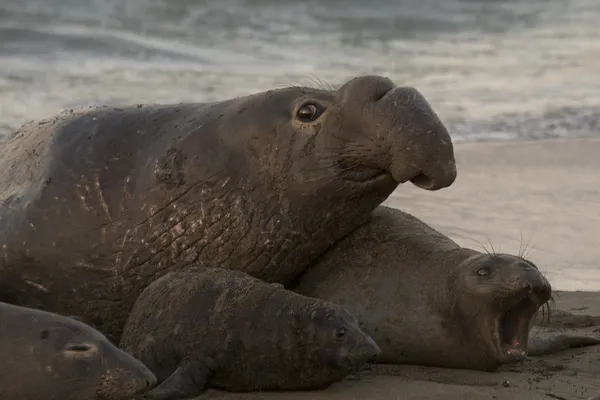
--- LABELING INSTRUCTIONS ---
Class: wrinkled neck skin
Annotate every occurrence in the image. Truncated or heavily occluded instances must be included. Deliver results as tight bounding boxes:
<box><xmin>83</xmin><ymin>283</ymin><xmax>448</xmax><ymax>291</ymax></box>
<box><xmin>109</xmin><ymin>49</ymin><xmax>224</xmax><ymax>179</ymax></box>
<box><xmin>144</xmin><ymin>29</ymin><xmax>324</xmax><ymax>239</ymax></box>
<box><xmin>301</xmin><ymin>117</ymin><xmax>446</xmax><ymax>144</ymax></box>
<box><xmin>292</xmin><ymin>206</ymin><xmax>498</xmax><ymax>370</ymax></box>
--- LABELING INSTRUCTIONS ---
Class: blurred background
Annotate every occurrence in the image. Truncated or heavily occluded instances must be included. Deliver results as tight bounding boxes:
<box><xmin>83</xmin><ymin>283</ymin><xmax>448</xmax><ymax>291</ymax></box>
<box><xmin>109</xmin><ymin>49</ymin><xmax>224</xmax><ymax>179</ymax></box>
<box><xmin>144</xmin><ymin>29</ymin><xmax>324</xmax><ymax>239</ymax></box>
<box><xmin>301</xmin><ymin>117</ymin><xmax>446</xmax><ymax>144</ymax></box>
<box><xmin>0</xmin><ymin>0</ymin><xmax>598</xmax><ymax>141</ymax></box>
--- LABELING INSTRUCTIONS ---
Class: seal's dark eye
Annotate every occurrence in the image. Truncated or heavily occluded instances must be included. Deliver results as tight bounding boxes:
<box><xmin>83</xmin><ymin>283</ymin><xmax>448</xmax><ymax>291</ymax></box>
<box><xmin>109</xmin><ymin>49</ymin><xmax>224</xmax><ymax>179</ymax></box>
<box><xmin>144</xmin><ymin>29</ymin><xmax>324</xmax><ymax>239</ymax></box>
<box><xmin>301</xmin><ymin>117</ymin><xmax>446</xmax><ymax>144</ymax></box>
<box><xmin>40</xmin><ymin>329</ymin><xmax>49</xmax><ymax>340</ymax></box>
<box><xmin>335</xmin><ymin>327</ymin><xmax>347</xmax><ymax>341</ymax></box>
<box><xmin>296</xmin><ymin>103</ymin><xmax>323</xmax><ymax>122</ymax></box>
<box><xmin>477</xmin><ymin>267</ymin><xmax>490</xmax><ymax>277</ymax></box>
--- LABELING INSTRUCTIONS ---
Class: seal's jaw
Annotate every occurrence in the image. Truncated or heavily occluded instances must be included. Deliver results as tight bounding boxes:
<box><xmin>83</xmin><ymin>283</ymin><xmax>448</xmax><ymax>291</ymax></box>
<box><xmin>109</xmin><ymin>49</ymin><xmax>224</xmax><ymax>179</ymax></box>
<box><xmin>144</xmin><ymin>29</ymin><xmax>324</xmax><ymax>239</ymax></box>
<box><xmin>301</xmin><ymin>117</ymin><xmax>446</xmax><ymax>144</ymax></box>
<box><xmin>494</xmin><ymin>295</ymin><xmax>539</xmax><ymax>361</ymax></box>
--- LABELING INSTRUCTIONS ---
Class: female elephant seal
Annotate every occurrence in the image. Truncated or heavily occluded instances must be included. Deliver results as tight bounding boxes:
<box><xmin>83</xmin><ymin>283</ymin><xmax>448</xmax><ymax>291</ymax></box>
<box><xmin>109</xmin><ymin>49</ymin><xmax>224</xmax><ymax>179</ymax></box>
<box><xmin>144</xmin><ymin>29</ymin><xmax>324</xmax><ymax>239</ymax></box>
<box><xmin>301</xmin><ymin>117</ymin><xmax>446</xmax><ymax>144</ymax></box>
<box><xmin>292</xmin><ymin>206</ymin><xmax>555</xmax><ymax>371</ymax></box>
<box><xmin>0</xmin><ymin>75</ymin><xmax>456</xmax><ymax>341</ymax></box>
<box><xmin>120</xmin><ymin>267</ymin><xmax>381</xmax><ymax>399</ymax></box>
<box><xmin>0</xmin><ymin>301</ymin><xmax>157</xmax><ymax>399</ymax></box>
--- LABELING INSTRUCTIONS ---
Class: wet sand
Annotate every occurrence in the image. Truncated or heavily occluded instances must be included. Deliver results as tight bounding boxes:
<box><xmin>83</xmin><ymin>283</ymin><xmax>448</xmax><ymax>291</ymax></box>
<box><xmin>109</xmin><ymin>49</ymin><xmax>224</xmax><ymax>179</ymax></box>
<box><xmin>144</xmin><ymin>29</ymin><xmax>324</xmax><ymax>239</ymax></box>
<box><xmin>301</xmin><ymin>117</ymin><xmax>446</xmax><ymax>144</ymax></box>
<box><xmin>201</xmin><ymin>138</ymin><xmax>600</xmax><ymax>400</ymax></box>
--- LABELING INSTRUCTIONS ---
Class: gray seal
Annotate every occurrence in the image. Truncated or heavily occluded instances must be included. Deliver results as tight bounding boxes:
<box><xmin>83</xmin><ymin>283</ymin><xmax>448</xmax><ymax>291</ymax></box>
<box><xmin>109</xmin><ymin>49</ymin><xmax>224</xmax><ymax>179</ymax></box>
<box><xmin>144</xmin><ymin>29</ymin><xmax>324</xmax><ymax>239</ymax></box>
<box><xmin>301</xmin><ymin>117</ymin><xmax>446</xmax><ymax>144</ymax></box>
<box><xmin>292</xmin><ymin>206</ymin><xmax>554</xmax><ymax>371</ymax></box>
<box><xmin>120</xmin><ymin>267</ymin><xmax>381</xmax><ymax>399</ymax></box>
<box><xmin>0</xmin><ymin>75</ymin><xmax>457</xmax><ymax>341</ymax></box>
<box><xmin>0</xmin><ymin>301</ymin><xmax>157</xmax><ymax>399</ymax></box>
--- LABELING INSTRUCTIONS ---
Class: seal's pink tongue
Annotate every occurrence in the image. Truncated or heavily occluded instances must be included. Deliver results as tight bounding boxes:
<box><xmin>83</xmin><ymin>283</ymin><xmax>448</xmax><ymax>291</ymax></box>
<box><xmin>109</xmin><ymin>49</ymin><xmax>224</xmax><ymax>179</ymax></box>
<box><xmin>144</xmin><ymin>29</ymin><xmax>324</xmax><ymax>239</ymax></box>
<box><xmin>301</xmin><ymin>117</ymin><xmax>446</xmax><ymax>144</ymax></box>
<box><xmin>505</xmin><ymin>317</ymin><xmax>528</xmax><ymax>357</ymax></box>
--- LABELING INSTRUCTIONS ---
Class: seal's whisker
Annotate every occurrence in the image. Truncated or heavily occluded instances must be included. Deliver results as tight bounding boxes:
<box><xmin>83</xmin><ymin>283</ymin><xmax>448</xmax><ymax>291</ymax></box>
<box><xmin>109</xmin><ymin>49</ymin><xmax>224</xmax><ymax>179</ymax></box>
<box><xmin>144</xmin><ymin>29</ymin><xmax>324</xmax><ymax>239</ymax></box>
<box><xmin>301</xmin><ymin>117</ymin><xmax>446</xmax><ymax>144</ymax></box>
<box><xmin>518</xmin><ymin>231</ymin><xmax>524</xmax><ymax>259</ymax></box>
<box><xmin>522</xmin><ymin>240</ymin><xmax>537</xmax><ymax>260</ymax></box>
<box><xmin>279</xmin><ymin>75</ymin><xmax>334</xmax><ymax>91</ymax></box>
<box><xmin>304</xmin><ymin>74</ymin><xmax>335</xmax><ymax>91</ymax></box>
<box><xmin>455</xmin><ymin>235</ymin><xmax>493</xmax><ymax>258</ymax></box>
<box><xmin>484</xmin><ymin>235</ymin><xmax>497</xmax><ymax>256</ymax></box>
<box><xmin>517</xmin><ymin>231</ymin><xmax>536</xmax><ymax>260</ymax></box>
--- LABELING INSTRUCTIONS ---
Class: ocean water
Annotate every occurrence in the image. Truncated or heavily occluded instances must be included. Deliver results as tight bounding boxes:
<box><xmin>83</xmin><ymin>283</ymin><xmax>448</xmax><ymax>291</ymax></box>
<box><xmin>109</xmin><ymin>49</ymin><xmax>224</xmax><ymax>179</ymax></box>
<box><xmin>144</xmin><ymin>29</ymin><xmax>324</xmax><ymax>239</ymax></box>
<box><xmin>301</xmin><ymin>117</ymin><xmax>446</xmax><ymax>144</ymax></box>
<box><xmin>0</xmin><ymin>0</ymin><xmax>599</xmax><ymax>141</ymax></box>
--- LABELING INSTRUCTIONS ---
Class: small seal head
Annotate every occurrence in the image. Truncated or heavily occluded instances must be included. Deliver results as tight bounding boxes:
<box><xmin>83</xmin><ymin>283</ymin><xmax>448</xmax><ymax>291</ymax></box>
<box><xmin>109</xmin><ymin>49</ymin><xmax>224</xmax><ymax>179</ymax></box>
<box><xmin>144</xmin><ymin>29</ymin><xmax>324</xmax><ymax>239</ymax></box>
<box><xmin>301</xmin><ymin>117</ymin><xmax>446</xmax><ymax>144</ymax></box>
<box><xmin>311</xmin><ymin>304</ymin><xmax>382</xmax><ymax>373</ymax></box>
<box><xmin>454</xmin><ymin>253</ymin><xmax>552</xmax><ymax>367</ymax></box>
<box><xmin>0</xmin><ymin>306</ymin><xmax>157</xmax><ymax>400</ymax></box>
<box><xmin>40</xmin><ymin>324</ymin><xmax>157</xmax><ymax>400</ymax></box>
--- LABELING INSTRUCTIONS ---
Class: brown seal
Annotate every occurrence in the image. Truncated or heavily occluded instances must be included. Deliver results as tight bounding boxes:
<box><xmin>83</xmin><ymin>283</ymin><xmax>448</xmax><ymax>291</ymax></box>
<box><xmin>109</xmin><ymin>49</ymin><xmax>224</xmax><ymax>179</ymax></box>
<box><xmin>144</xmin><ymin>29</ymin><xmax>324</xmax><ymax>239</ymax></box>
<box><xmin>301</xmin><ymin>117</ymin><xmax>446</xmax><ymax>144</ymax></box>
<box><xmin>292</xmin><ymin>205</ymin><xmax>554</xmax><ymax>371</ymax></box>
<box><xmin>0</xmin><ymin>301</ymin><xmax>157</xmax><ymax>399</ymax></box>
<box><xmin>0</xmin><ymin>75</ymin><xmax>457</xmax><ymax>341</ymax></box>
<box><xmin>120</xmin><ymin>267</ymin><xmax>381</xmax><ymax>399</ymax></box>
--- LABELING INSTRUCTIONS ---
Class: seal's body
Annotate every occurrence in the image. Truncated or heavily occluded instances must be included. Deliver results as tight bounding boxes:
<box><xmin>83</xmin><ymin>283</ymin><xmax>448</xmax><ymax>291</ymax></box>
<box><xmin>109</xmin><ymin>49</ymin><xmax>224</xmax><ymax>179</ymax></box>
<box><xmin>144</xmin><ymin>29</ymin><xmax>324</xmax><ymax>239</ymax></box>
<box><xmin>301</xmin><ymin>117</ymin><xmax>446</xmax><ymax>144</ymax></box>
<box><xmin>0</xmin><ymin>76</ymin><xmax>457</xmax><ymax>340</ymax></box>
<box><xmin>0</xmin><ymin>301</ymin><xmax>156</xmax><ymax>400</ymax></box>
<box><xmin>293</xmin><ymin>206</ymin><xmax>553</xmax><ymax>371</ymax></box>
<box><xmin>120</xmin><ymin>267</ymin><xmax>380</xmax><ymax>399</ymax></box>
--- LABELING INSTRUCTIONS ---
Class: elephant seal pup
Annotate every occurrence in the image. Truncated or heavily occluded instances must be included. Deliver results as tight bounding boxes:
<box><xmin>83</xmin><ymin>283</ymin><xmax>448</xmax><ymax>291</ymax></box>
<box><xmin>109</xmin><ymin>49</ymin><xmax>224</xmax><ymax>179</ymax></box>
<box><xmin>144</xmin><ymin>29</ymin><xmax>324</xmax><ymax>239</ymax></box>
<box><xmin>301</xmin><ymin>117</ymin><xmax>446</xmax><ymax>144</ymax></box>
<box><xmin>0</xmin><ymin>75</ymin><xmax>457</xmax><ymax>341</ymax></box>
<box><xmin>120</xmin><ymin>267</ymin><xmax>381</xmax><ymax>399</ymax></box>
<box><xmin>292</xmin><ymin>205</ymin><xmax>554</xmax><ymax>371</ymax></box>
<box><xmin>0</xmin><ymin>301</ymin><xmax>157</xmax><ymax>400</ymax></box>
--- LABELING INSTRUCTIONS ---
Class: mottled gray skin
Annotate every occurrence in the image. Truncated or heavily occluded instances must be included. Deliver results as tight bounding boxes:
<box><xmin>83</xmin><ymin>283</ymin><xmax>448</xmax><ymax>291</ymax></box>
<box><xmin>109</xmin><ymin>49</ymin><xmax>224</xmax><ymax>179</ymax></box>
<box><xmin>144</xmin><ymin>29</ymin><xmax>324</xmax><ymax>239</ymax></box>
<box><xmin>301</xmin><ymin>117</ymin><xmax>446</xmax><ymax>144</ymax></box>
<box><xmin>0</xmin><ymin>301</ymin><xmax>157</xmax><ymax>400</ymax></box>
<box><xmin>120</xmin><ymin>267</ymin><xmax>381</xmax><ymax>399</ymax></box>
<box><xmin>0</xmin><ymin>76</ymin><xmax>457</xmax><ymax>341</ymax></box>
<box><xmin>292</xmin><ymin>206</ymin><xmax>555</xmax><ymax>371</ymax></box>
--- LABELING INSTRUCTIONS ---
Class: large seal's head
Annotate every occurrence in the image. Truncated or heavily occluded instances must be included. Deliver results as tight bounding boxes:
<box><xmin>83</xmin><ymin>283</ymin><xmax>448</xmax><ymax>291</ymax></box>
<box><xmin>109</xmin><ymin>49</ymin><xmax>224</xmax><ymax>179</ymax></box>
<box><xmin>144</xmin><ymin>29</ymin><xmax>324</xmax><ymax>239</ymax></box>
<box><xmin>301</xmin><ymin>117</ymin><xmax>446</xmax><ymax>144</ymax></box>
<box><xmin>10</xmin><ymin>316</ymin><xmax>157</xmax><ymax>399</ymax></box>
<box><xmin>452</xmin><ymin>253</ymin><xmax>552</xmax><ymax>369</ymax></box>
<box><xmin>212</xmin><ymin>75</ymin><xmax>456</xmax><ymax>192</ymax></box>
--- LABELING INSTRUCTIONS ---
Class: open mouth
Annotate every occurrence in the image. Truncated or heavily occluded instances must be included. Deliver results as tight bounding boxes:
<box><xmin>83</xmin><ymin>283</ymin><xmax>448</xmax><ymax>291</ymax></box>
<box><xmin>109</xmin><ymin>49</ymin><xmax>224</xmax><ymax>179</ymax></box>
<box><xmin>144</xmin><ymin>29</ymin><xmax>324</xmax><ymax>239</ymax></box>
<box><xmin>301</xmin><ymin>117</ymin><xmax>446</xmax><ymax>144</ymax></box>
<box><xmin>496</xmin><ymin>296</ymin><xmax>539</xmax><ymax>361</ymax></box>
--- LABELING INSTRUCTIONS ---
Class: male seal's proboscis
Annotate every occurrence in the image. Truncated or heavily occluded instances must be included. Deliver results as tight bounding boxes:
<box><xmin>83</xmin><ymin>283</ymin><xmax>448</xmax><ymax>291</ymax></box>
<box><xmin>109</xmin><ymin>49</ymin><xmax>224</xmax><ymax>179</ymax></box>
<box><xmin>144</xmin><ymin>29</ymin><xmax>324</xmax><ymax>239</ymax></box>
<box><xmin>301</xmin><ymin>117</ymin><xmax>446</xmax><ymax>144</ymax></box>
<box><xmin>120</xmin><ymin>267</ymin><xmax>381</xmax><ymax>400</ymax></box>
<box><xmin>0</xmin><ymin>301</ymin><xmax>157</xmax><ymax>399</ymax></box>
<box><xmin>292</xmin><ymin>206</ymin><xmax>562</xmax><ymax>371</ymax></box>
<box><xmin>0</xmin><ymin>75</ymin><xmax>457</xmax><ymax>341</ymax></box>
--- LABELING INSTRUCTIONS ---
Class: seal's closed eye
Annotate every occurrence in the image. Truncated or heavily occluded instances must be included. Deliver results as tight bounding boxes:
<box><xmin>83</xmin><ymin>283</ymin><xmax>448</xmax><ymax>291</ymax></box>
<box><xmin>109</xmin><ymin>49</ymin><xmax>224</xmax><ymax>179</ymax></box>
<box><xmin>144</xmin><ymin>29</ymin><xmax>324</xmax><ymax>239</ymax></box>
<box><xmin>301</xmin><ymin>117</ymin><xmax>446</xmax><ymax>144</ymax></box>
<box><xmin>63</xmin><ymin>342</ymin><xmax>99</xmax><ymax>358</ymax></box>
<box><xmin>477</xmin><ymin>267</ymin><xmax>490</xmax><ymax>277</ymax></box>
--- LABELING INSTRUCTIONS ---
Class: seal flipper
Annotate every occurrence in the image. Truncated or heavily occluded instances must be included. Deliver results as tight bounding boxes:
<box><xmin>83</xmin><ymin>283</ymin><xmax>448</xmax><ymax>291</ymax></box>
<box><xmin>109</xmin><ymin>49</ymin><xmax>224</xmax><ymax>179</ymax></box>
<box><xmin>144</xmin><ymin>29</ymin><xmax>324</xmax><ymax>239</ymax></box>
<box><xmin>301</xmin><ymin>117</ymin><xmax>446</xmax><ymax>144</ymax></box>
<box><xmin>527</xmin><ymin>333</ymin><xmax>600</xmax><ymax>357</ymax></box>
<box><xmin>144</xmin><ymin>359</ymin><xmax>211</xmax><ymax>400</ymax></box>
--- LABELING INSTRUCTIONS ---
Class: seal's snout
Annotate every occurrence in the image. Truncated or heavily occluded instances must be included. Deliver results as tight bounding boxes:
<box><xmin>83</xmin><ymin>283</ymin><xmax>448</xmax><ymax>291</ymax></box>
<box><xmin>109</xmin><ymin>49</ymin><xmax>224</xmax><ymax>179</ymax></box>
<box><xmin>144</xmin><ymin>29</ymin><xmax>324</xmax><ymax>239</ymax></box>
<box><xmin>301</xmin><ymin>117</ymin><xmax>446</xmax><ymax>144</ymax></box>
<box><xmin>364</xmin><ymin>335</ymin><xmax>382</xmax><ymax>362</ymax></box>
<box><xmin>407</xmin><ymin>158</ymin><xmax>457</xmax><ymax>191</ymax></box>
<box><xmin>379</xmin><ymin>86</ymin><xmax>457</xmax><ymax>191</ymax></box>
<box><xmin>337</xmin><ymin>75</ymin><xmax>397</xmax><ymax>104</ymax></box>
<box><xmin>513</xmin><ymin>262</ymin><xmax>552</xmax><ymax>302</ymax></box>
<box><xmin>523</xmin><ymin>280</ymin><xmax>550</xmax><ymax>298</ymax></box>
<box><xmin>141</xmin><ymin>368</ymin><xmax>158</xmax><ymax>389</ymax></box>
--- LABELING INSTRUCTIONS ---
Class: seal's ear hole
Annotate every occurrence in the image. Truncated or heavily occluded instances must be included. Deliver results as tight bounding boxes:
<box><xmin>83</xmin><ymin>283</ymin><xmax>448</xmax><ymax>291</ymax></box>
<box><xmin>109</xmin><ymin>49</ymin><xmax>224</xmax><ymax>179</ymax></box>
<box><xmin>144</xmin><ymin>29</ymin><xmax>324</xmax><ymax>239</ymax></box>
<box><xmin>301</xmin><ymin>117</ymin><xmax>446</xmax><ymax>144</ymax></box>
<box><xmin>335</xmin><ymin>327</ymin><xmax>347</xmax><ymax>341</ymax></box>
<box><xmin>40</xmin><ymin>329</ymin><xmax>50</xmax><ymax>340</ymax></box>
<box><xmin>296</xmin><ymin>102</ymin><xmax>325</xmax><ymax>123</ymax></box>
<box><xmin>477</xmin><ymin>267</ymin><xmax>490</xmax><ymax>277</ymax></box>
<box><xmin>63</xmin><ymin>343</ymin><xmax>99</xmax><ymax>358</ymax></box>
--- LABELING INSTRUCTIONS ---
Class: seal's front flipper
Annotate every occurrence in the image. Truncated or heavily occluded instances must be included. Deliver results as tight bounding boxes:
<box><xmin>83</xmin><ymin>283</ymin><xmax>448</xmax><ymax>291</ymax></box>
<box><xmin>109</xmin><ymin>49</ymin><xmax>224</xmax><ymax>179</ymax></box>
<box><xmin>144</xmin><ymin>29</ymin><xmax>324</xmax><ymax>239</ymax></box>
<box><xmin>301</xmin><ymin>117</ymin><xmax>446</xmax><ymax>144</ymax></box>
<box><xmin>144</xmin><ymin>361</ymin><xmax>209</xmax><ymax>400</ymax></box>
<box><xmin>527</xmin><ymin>333</ymin><xmax>600</xmax><ymax>357</ymax></box>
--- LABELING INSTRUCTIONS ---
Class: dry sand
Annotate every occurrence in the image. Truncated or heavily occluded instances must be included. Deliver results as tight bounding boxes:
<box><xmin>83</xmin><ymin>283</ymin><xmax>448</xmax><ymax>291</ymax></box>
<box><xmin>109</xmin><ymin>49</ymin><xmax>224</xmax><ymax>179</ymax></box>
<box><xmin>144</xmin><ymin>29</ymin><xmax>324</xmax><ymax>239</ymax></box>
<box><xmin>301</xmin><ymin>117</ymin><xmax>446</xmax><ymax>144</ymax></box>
<box><xmin>201</xmin><ymin>138</ymin><xmax>600</xmax><ymax>400</ymax></box>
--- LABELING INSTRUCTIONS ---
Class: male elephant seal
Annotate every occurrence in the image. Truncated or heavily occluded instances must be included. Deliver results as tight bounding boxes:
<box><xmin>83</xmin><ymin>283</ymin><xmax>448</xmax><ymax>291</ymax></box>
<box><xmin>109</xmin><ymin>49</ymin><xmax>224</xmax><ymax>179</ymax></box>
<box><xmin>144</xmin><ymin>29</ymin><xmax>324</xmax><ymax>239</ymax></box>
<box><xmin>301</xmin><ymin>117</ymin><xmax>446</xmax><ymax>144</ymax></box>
<box><xmin>0</xmin><ymin>301</ymin><xmax>157</xmax><ymax>400</ymax></box>
<box><xmin>292</xmin><ymin>206</ymin><xmax>555</xmax><ymax>371</ymax></box>
<box><xmin>0</xmin><ymin>75</ymin><xmax>456</xmax><ymax>341</ymax></box>
<box><xmin>120</xmin><ymin>267</ymin><xmax>381</xmax><ymax>399</ymax></box>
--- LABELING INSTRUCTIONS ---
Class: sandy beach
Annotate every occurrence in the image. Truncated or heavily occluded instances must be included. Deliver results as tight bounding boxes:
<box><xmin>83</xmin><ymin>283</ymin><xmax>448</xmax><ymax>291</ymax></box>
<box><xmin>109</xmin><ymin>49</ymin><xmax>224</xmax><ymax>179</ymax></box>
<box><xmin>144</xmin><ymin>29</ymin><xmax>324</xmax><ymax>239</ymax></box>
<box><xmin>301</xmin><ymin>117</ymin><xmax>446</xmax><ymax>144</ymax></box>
<box><xmin>199</xmin><ymin>137</ymin><xmax>600</xmax><ymax>400</ymax></box>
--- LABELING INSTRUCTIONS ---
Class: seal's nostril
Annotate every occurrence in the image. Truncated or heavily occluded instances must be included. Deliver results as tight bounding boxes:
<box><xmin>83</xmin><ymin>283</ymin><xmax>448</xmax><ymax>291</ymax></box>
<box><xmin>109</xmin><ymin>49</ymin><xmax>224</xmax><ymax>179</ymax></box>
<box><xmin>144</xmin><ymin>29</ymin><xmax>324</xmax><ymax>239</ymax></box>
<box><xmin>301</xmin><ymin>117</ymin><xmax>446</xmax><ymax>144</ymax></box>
<box><xmin>409</xmin><ymin>173</ymin><xmax>433</xmax><ymax>190</ymax></box>
<box><xmin>526</xmin><ymin>283</ymin><xmax>533</xmax><ymax>294</ymax></box>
